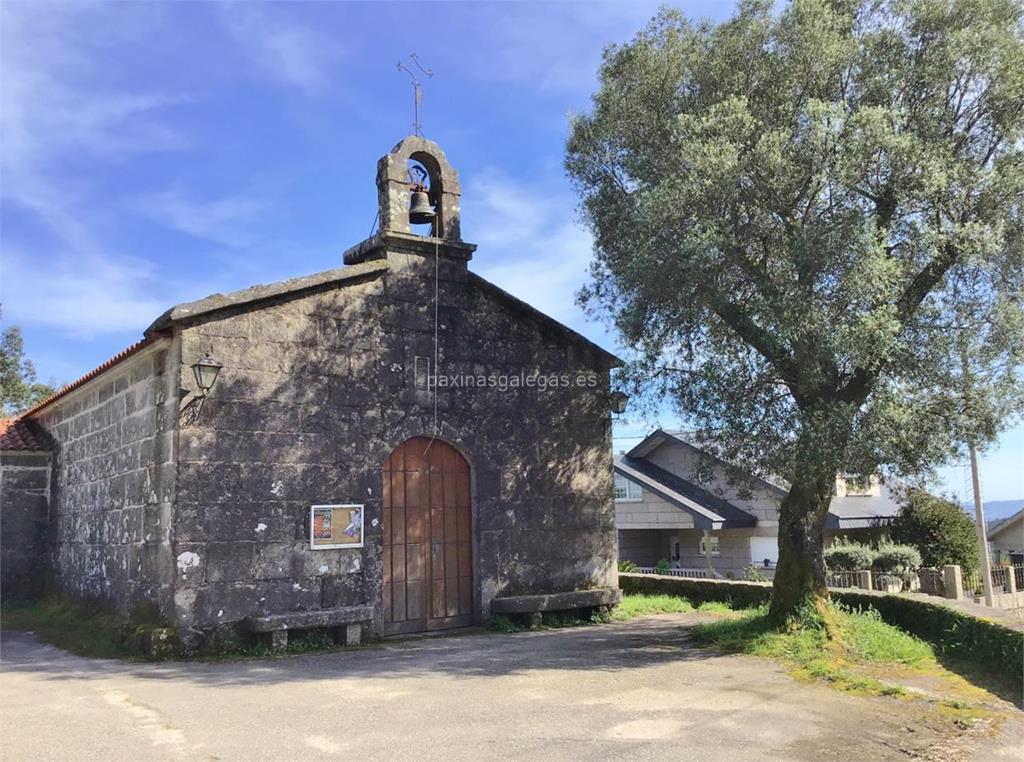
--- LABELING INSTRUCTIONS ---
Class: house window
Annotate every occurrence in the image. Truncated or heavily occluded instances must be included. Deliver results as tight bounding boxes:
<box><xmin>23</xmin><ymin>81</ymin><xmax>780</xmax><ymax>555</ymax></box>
<box><xmin>844</xmin><ymin>474</ymin><xmax>874</xmax><ymax>496</ymax></box>
<box><xmin>614</xmin><ymin>474</ymin><xmax>642</xmax><ymax>501</ymax></box>
<box><xmin>699</xmin><ymin>535</ymin><xmax>720</xmax><ymax>556</ymax></box>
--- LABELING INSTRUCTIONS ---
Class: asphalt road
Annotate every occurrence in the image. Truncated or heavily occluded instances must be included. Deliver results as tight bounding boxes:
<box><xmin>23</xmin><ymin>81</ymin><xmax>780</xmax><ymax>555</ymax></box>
<box><xmin>1</xmin><ymin>614</ymin><xmax>1021</xmax><ymax>761</ymax></box>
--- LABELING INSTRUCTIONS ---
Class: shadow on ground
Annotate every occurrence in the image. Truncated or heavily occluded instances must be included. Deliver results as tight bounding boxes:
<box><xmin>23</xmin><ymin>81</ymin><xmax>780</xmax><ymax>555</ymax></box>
<box><xmin>2</xmin><ymin>615</ymin><xmax>726</xmax><ymax>687</ymax></box>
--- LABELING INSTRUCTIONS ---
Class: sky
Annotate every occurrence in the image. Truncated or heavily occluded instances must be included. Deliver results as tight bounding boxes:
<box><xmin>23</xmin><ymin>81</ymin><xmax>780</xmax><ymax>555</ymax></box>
<box><xmin>1</xmin><ymin>1</ymin><xmax>1020</xmax><ymax>505</ymax></box>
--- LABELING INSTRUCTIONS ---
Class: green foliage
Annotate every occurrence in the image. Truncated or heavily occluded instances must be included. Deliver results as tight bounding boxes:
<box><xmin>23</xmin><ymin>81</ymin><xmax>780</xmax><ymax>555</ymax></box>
<box><xmin>691</xmin><ymin>602</ymin><xmax>931</xmax><ymax>696</ymax></box>
<box><xmin>831</xmin><ymin>590</ymin><xmax>1024</xmax><ymax>692</ymax></box>
<box><xmin>623</xmin><ymin>573</ymin><xmax>1023</xmax><ymax>692</ymax></box>
<box><xmin>653</xmin><ymin>558</ymin><xmax>671</xmax><ymax>574</ymax></box>
<box><xmin>841</xmin><ymin>606</ymin><xmax>933</xmax><ymax>666</ymax></box>
<box><xmin>824</xmin><ymin>541</ymin><xmax>876</xmax><ymax>571</ymax></box>
<box><xmin>872</xmin><ymin>543</ymin><xmax>922</xmax><ymax>584</ymax></box>
<box><xmin>742</xmin><ymin>565</ymin><xmax>769</xmax><ymax>582</ymax></box>
<box><xmin>617</xmin><ymin>559</ymin><xmax>637</xmax><ymax>573</ymax></box>
<box><xmin>611</xmin><ymin>593</ymin><xmax>694</xmax><ymax>621</ymax></box>
<box><xmin>488</xmin><ymin>615</ymin><xmax>521</xmax><ymax>633</ymax></box>
<box><xmin>891</xmin><ymin>490</ymin><xmax>980</xmax><ymax>569</ymax></box>
<box><xmin>567</xmin><ymin>0</ymin><xmax>1024</xmax><ymax>616</ymax></box>
<box><xmin>1</xmin><ymin>598</ymin><xmax>136</xmax><ymax>660</ymax></box>
<box><xmin>619</xmin><ymin>571</ymin><xmax>773</xmax><ymax>609</ymax></box>
<box><xmin>0</xmin><ymin>314</ymin><xmax>57</xmax><ymax>416</ymax></box>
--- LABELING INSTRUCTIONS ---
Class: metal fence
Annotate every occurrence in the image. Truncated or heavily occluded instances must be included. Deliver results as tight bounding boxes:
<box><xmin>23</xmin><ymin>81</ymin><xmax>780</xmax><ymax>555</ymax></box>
<box><xmin>871</xmin><ymin>573</ymin><xmax>908</xmax><ymax>592</ymax></box>
<box><xmin>918</xmin><ymin>567</ymin><xmax>945</xmax><ymax>597</ymax></box>
<box><xmin>1015</xmin><ymin>564</ymin><xmax>1024</xmax><ymax>592</ymax></box>
<box><xmin>633</xmin><ymin>567</ymin><xmax>714</xmax><ymax>579</ymax></box>
<box><xmin>962</xmin><ymin>568</ymin><xmax>985</xmax><ymax>598</ymax></box>
<box><xmin>991</xmin><ymin>566</ymin><xmax>1010</xmax><ymax>593</ymax></box>
<box><xmin>826</xmin><ymin>571</ymin><xmax>860</xmax><ymax>589</ymax></box>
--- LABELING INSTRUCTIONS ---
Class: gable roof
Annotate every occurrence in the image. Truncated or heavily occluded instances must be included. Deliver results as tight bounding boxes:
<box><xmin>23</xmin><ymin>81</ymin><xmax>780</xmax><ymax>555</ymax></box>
<box><xmin>825</xmin><ymin>485</ymin><xmax>903</xmax><ymax>529</ymax></box>
<box><xmin>468</xmin><ymin>273</ymin><xmax>620</xmax><ymax>368</ymax></box>
<box><xmin>145</xmin><ymin>260</ymin><xmax>390</xmax><ymax>335</ymax></box>
<box><xmin>614</xmin><ymin>455</ymin><xmax>757</xmax><ymax>530</ymax></box>
<box><xmin>623</xmin><ymin>428</ymin><xmax>906</xmax><ymax>529</ymax></box>
<box><xmin>988</xmin><ymin>508</ymin><xmax>1024</xmax><ymax>542</ymax></box>
<box><xmin>626</xmin><ymin>429</ymin><xmax>787</xmax><ymax>496</ymax></box>
<box><xmin>0</xmin><ymin>417</ymin><xmax>52</xmax><ymax>451</ymax></box>
<box><xmin>24</xmin><ymin>254</ymin><xmax>620</xmax><ymax>427</ymax></box>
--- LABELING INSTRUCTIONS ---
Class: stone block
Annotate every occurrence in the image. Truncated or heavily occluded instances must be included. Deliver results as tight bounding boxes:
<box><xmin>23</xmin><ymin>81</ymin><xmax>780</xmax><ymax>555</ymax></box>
<box><xmin>1</xmin><ymin>468</ymin><xmax>48</xmax><ymax>491</ymax></box>
<box><xmin>253</xmin><ymin>544</ymin><xmax>293</xmax><ymax>580</ymax></box>
<box><xmin>205</xmin><ymin>542</ymin><xmax>255</xmax><ymax>582</ymax></box>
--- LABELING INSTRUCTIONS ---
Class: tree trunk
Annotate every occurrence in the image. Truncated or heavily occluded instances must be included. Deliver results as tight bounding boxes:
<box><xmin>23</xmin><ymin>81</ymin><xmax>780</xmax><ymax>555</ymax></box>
<box><xmin>769</xmin><ymin>471</ymin><xmax>835</xmax><ymax>622</ymax></box>
<box><xmin>769</xmin><ymin>402</ymin><xmax>854</xmax><ymax>623</ymax></box>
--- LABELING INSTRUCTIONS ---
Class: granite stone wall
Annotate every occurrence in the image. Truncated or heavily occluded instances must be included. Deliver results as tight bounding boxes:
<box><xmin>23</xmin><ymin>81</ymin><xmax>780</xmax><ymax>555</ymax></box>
<box><xmin>34</xmin><ymin>340</ymin><xmax>180</xmax><ymax>615</ymax></box>
<box><xmin>172</xmin><ymin>249</ymin><xmax>618</xmax><ymax>634</ymax></box>
<box><xmin>0</xmin><ymin>451</ymin><xmax>51</xmax><ymax>598</ymax></box>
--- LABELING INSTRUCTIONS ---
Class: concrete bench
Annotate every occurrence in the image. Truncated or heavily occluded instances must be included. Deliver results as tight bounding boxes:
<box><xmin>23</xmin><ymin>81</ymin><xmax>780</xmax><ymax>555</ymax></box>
<box><xmin>246</xmin><ymin>605</ymin><xmax>374</xmax><ymax>650</ymax></box>
<box><xmin>489</xmin><ymin>588</ymin><xmax>622</xmax><ymax>628</ymax></box>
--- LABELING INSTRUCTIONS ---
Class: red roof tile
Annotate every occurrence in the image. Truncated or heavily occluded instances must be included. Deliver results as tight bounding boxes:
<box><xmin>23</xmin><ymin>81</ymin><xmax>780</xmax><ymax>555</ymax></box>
<box><xmin>0</xmin><ymin>417</ymin><xmax>52</xmax><ymax>451</ymax></box>
<box><xmin>21</xmin><ymin>337</ymin><xmax>157</xmax><ymax>419</ymax></box>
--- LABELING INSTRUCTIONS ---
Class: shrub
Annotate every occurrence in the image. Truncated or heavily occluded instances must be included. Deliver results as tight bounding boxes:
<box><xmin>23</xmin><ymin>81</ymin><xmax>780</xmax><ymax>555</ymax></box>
<box><xmin>872</xmin><ymin>543</ymin><xmax>921</xmax><ymax>576</ymax></box>
<box><xmin>890</xmin><ymin>489</ymin><xmax>979</xmax><ymax>569</ymax></box>
<box><xmin>654</xmin><ymin>558</ymin><xmax>671</xmax><ymax>574</ymax></box>
<box><xmin>617</xmin><ymin>560</ymin><xmax>637</xmax><ymax>573</ymax></box>
<box><xmin>743</xmin><ymin>565</ymin><xmax>769</xmax><ymax>582</ymax></box>
<box><xmin>824</xmin><ymin>540</ymin><xmax>875</xmax><ymax>571</ymax></box>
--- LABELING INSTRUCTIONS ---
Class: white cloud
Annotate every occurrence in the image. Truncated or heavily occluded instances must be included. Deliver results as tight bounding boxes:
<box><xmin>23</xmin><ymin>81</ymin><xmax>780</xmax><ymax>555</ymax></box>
<box><xmin>0</xmin><ymin>248</ymin><xmax>184</xmax><ymax>338</ymax></box>
<box><xmin>467</xmin><ymin>169</ymin><xmax>594</xmax><ymax>328</ymax></box>
<box><xmin>0</xmin><ymin>3</ymin><xmax>194</xmax><ymax>338</ymax></box>
<box><xmin>135</xmin><ymin>189</ymin><xmax>272</xmax><ymax>249</ymax></box>
<box><xmin>218</xmin><ymin>4</ymin><xmax>337</xmax><ymax>93</ymax></box>
<box><xmin>0</xmin><ymin>4</ymin><xmax>188</xmax><ymax>245</ymax></box>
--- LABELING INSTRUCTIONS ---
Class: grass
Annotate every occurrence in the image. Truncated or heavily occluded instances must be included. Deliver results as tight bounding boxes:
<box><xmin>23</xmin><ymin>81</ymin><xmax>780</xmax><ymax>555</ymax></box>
<box><xmin>2</xmin><ymin>598</ymin><xmax>137</xmax><ymax>660</ymax></box>
<box><xmin>689</xmin><ymin>602</ymin><xmax>998</xmax><ymax>704</ymax></box>
<box><xmin>610</xmin><ymin>593</ymin><xmax>695</xmax><ymax>621</ymax></box>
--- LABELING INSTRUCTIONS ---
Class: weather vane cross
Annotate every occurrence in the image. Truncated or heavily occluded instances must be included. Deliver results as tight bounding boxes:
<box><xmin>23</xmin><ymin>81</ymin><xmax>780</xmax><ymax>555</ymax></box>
<box><xmin>396</xmin><ymin>53</ymin><xmax>433</xmax><ymax>137</ymax></box>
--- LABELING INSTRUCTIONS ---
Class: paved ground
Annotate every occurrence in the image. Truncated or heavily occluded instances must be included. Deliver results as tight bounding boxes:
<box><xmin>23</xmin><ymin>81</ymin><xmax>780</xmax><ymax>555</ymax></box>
<box><xmin>2</xmin><ymin>614</ymin><xmax>1021</xmax><ymax>761</ymax></box>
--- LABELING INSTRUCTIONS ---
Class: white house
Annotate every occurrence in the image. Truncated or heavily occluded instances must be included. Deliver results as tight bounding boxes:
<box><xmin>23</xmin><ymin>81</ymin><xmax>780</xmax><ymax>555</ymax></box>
<box><xmin>614</xmin><ymin>430</ymin><xmax>902</xmax><ymax>577</ymax></box>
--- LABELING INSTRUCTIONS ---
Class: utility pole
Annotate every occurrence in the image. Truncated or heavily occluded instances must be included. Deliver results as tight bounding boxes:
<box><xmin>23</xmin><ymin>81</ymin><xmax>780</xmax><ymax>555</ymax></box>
<box><xmin>961</xmin><ymin>342</ymin><xmax>995</xmax><ymax>606</ymax></box>
<box><xmin>968</xmin><ymin>440</ymin><xmax>995</xmax><ymax>607</ymax></box>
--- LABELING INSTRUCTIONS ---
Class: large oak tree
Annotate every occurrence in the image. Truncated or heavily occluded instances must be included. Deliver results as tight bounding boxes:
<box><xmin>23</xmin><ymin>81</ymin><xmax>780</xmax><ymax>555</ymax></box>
<box><xmin>566</xmin><ymin>0</ymin><xmax>1024</xmax><ymax>620</ymax></box>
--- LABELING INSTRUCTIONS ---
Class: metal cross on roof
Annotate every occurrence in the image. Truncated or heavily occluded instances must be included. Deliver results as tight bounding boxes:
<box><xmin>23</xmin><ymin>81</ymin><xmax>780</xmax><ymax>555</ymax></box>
<box><xmin>396</xmin><ymin>53</ymin><xmax>433</xmax><ymax>137</ymax></box>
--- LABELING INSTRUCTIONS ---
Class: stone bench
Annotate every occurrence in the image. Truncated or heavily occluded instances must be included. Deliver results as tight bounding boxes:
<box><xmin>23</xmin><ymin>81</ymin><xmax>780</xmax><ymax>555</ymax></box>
<box><xmin>246</xmin><ymin>605</ymin><xmax>374</xmax><ymax>650</ymax></box>
<box><xmin>489</xmin><ymin>588</ymin><xmax>622</xmax><ymax>628</ymax></box>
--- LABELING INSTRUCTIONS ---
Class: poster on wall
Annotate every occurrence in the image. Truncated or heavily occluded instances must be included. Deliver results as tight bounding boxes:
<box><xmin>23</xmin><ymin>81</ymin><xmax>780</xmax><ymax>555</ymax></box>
<box><xmin>310</xmin><ymin>504</ymin><xmax>364</xmax><ymax>549</ymax></box>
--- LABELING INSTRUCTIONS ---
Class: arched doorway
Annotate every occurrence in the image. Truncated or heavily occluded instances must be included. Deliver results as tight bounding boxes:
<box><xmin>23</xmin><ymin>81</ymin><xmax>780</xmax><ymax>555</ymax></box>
<box><xmin>382</xmin><ymin>437</ymin><xmax>472</xmax><ymax>635</ymax></box>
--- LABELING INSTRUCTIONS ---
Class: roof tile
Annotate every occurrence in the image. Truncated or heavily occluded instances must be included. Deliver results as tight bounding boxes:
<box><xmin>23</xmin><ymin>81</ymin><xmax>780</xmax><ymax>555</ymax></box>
<box><xmin>0</xmin><ymin>417</ymin><xmax>52</xmax><ymax>451</ymax></box>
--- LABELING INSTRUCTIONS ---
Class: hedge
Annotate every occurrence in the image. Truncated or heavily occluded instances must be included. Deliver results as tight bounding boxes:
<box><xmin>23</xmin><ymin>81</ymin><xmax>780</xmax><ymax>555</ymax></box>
<box><xmin>619</xmin><ymin>573</ymin><xmax>772</xmax><ymax>609</ymax></box>
<box><xmin>831</xmin><ymin>589</ymin><xmax>1023</xmax><ymax>687</ymax></box>
<box><xmin>619</xmin><ymin>573</ymin><xmax>1024</xmax><ymax>691</ymax></box>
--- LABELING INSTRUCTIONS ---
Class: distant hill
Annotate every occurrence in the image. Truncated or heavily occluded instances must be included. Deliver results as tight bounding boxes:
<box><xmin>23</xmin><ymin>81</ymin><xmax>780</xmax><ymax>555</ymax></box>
<box><xmin>982</xmin><ymin>499</ymin><xmax>1022</xmax><ymax>522</ymax></box>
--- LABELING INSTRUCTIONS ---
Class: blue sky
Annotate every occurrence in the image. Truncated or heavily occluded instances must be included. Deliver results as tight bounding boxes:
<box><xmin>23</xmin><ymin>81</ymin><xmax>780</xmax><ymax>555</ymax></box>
<box><xmin>1</xmin><ymin>1</ymin><xmax>1020</xmax><ymax>503</ymax></box>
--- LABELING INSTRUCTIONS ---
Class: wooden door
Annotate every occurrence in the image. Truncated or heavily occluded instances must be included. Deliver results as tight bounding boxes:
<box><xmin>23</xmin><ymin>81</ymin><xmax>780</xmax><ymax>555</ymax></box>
<box><xmin>382</xmin><ymin>437</ymin><xmax>472</xmax><ymax>635</ymax></box>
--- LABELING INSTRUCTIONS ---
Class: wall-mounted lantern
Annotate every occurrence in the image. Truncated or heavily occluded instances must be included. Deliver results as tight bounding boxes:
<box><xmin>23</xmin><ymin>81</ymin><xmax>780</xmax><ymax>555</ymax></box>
<box><xmin>191</xmin><ymin>352</ymin><xmax>223</xmax><ymax>396</ymax></box>
<box><xmin>180</xmin><ymin>352</ymin><xmax>223</xmax><ymax>427</ymax></box>
<box><xmin>610</xmin><ymin>391</ymin><xmax>629</xmax><ymax>415</ymax></box>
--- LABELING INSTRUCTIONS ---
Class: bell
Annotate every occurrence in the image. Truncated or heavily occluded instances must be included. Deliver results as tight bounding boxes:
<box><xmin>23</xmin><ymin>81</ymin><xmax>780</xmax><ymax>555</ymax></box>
<box><xmin>409</xmin><ymin>190</ymin><xmax>435</xmax><ymax>225</ymax></box>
